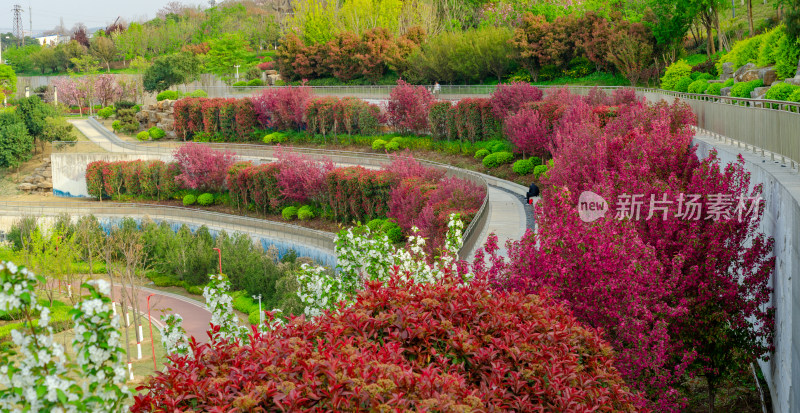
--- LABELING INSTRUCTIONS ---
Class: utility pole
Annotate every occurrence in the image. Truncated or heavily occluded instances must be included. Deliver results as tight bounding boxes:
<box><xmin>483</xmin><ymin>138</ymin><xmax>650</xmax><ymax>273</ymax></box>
<box><xmin>28</xmin><ymin>5</ymin><xmax>32</xmax><ymax>39</ymax></box>
<box><xmin>12</xmin><ymin>5</ymin><xmax>24</xmax><ymax>46</ymax></box>
<box><xmin>234</xmin><ymin>65</ymin><xmax>240</xmax><ymax>81</ymax></box>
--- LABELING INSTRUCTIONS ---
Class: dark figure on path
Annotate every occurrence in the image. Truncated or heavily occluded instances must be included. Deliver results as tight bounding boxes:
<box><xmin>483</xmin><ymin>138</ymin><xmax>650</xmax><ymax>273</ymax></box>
<box><xmin>526</xmin><ymin>183</ymin><xmax>539</xmax><ymax>204</ymax></box>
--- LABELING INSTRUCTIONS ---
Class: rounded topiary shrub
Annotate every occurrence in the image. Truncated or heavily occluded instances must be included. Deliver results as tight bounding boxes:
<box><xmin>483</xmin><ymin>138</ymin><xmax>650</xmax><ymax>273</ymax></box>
<box><xmin>111</xmin><ymin>120</ymin><xmax>122</xmax><ymax>132</ymax></box>
<box><xmin>382</xmin><ymin>220</ymin><xmax>404</xmax><ymax>244</ymax></box>
<box><xmin>148</xmin><ymin>127</ymin><xmax>166</xmax><ymax>140</ymax></box>
<box><xmin>233</xmin><ymin>81</ymin><xmax>248</xmax><ymax>87</ymax></box>
<box><xmin>282</xmin><ymin>206</ymin><xmax>298</xmax><ymax>220</ymax></box>
<box><xmin>706</xmin><ymin>83</ymin><xmax>724</xmax><ymax>96</ymax></box>
<box><xmin>674</xmin><ymin>76</ymin><xmax>693</xmax><ymax>93</ymax></box>
<box><xmin>494</xmin><ymin>151</ymin><xmax>515</xmax><ymax>166</ymax></box>
<box><xmin>197</xmin><ymin>193</ymin><xmax>214</xmax><ymax>206</ymax></box>
<box><xmin>482</xmin><ymin>153</ymin><xmax>499</xmax><ymax>168</ymax></box>
<box><xmin>97</xmin><ymin>106</ymin><xmax>115</xmax><ymax>119</ymax></box>
<box><xmin>765</xmin><ymin>82</ymin><xmax>799</xmax><ymax>101</ymax></box>
<box><xmin>385</xmin><ymin>141</ymin><xmax>400</xmax><ymax>152</ymax></box>
<box><xmin>156</xmin><ymin>90</ymin><xmax>180</xmax><ymax>101</ymax></box>
<box><xmin>189</xmin><ymin>89</ymin><xmax>208</xmax><ymax>98</ymax></box>
<box><xmin>136</xmin><ymin>131</ymin><xmax>150</xmax><ymax>141</ymax></box>
<box><xmin>247</xmin><ymin>79</ymin><xmax>264</xmax><ymax>87</ymax></box>
<box><xmin>298</xmin><ymin>205</ymin><xmax>315</xmax><ymax>221</ymax></box>
<box><xmin>687</xmin><ymin>79</ymin><xmax>709</xmax><ymax>94</ymax></box>
<box><xmin>474</xmin><ymin>149</ymin><xmax>490</xmax><ymax>159</ymax></box>
<box><xmin>730</xmin><ymin>79</ymin><xmax>763</xmax><ymax>98</ymax></box>
<box><xmin>372</xmin><ymin>139</ymin><xmax>387</xmax><ymax>151</ymax></box>
<box><xmin>512</xmin><ymin>159</ymin><xmax>534</xmax><ymax>175</ymax></box>
<box><xmin>490</xmin><ymin>142</ymin><xmax>508</xmax><ymax>153</ymax></box>
<box><xmin>533</xmin><ymin>164</ymin><xmax>549</xmax><ymax>178</ymax></box>
<box><xmin>183</xmin><ymin>194</ymin><xmax>197</xmax><ymax>206</ymax></box>
<box><xmin>263</xmin><ymin>132</ymin><xmax>287</xmax><ymax>144</ymax></box>
<box><xmin>530</xmin><ymin>156</ymin><xmax>543</xmax><ymax>166</ymax></box>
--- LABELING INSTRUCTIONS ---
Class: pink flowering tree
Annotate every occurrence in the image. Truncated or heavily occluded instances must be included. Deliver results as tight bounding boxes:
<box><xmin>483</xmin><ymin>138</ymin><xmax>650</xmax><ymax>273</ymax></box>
<box><xmin>387</xmin><ymin>79</ymin><xmax>434</xmax><ymax>134</ymax></box>
<box><xmin>173</xmin><ymin>143</ymin><xmax>237</xmax><ymax>192</ymax></box>
<box><xmin>92</xmin><ymin>74</ymin><xmax>122</xmax><ymax>107</ymax></box>
<box><xmin>50</xmin><ymin>77</ymin><xmax>86</xmax><ymax>113</ymax></box>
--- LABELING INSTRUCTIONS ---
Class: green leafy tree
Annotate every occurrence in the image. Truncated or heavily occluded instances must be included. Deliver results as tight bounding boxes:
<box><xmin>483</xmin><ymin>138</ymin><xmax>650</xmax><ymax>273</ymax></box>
<box><xmin>30</xmin><ymin>47</ymin><xmax>58</xmax><ymax>74</ymax></box>
<box><xmin>15</xmin><ymin>96</ymin><xmax>57</xmax><ymax>150</ymax></box>
<box><xmin>70</xmin><ymin>54</ymin><xmax>102</xmax><ymax>74</ymax></box>
<box><xmin>0</xmin><ymin>64</ymin><xmax>17</xmax><ymax>99</ymax></box>
<box><xmin>205</xmin><ymin>33</ymin><xmax>257</xmax><ymax>82</ymax></box>
<box><xmin>0</xmin><ymin>112</ymin><xmax>33</xmax><ymax>169</ymax></box>
<box><xmin>143</xmin><ymin>52</ymin><xmax>201</xmax><ymax>93</ymax></box>
<box><xmin>90</xmin><ymin>36</ymin><xmax>118</xmax><ymax>73</ymax></box>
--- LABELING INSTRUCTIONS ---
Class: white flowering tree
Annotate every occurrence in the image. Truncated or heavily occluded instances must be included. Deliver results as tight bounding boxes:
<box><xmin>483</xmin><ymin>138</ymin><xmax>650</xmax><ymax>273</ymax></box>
<box><xmin>159</xmin><ymin>314</ymin><xmax>190</xmax><ymax>358</ymax></box>
<box><xmin>0</xmin><ymin>261</ymin><xmax>130</xmax><ymax>412</ymax></box>
<box><xmin>296</xmin><ymin>214</ymin><xmax>466</xmax><ymax>318</ymax></box>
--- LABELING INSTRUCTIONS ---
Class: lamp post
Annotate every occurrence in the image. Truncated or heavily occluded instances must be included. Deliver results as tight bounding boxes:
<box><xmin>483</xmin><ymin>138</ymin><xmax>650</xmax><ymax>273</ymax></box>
<box><xmin>234</xmin><ymin>65</ymin><xmax>240</xmax><ymax>81</ymax></box>
<box><xmin>146</xmin><ymin>294</ymin><xmax>156</xmax><ymax>371</ymax></box>
<box><xmin>213</xmin><ymin>248</ymin><xmax>222</xmax><ymax>274</ymax></box>
<box><xmin>252</xmin><ymin>294</ymin><xmax>262</xmax><ymax>324</ymax></box>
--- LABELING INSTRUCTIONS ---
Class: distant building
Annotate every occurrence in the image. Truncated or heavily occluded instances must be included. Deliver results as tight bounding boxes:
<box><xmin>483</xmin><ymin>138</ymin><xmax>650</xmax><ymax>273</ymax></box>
<box><xmin>35</xmin><ymin>34</ymin><xmax>70</xmax><ymax>47</ymax></box>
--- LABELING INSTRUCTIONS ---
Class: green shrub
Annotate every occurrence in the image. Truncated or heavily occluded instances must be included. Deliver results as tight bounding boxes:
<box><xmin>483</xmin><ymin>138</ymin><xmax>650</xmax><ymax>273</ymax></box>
<box><xmin>474</xmin><ymin>149</ymin><xmax>490</xmax><ymax>159</ymax></box>
<box><xmin>723</xmin><ymin>78</ymin><xmax>734</xmax><ymax>87</ymax></box>
<box><xmin>490</xmin><ymin>141</ymin><xmax>510</xmax><ymax>153</ymax></box>
<box><xmin>494</xmin><ymin>151</ymin><xmax>514</xmax><ymax>165</ymax></box>
<box><xmin>114</xmin><ymin>101</ymin><xmax>136</xmax><ymax>111</ymax></box>
<box><xmin>512</xmin><ymin>159</ymin><xmax>534</xmax><ymax>175</ymax></box>
<box><xmin>136</xmin><ymin>131</ymin><xmax>150</xmax><ymax>141</ymax></box>
<box><xmin>248</xmin><ymin>311</ymin><xmax>262</xmax><ymax>325</ymax></box>
<box><xmin>533</xmin><ymin>164</ymin><xmax>549</xmax><ymax>178</ymax></box>
<box><xmin>183</xmin><ymin>194</ymin><xmax>197</xmax><ymax>206</ymax></box>
<box><xmin>757</xmin><ymin>26</ymin><xmax>784</xmax><ymax>67</ymax></box>
<box><xmin>706</xmin><ymin>83</ymin><xmax>724</xmax><ymax>95</ymax></box>
<box><xmin>674</xmin><ymin>76</ymin><xmax>693</xmax><ymax>93</ymax></box>
<box><xmin>371</xmin><ymin>139</ymin><xmax>387</xmax><ymax>151</ymax></box>
<box><xmin>186</xmin><ymin>285</ymin><xmax>205</xmax><ymax>295</ymax></box>
<box><xmin>111</xmin><ymin>120</ymin><xmax>122</xmax><ymax>131</ymax></box>
<box><xmin>775</xmin><ymin>32</ymin><xmax>800</xmax><ymax>79</ymax></box>
<box><xmin>263</xmin><ymin>132</ymin><xmax>288</xmax><ymax>144</ymax></box>
<box><xmin>730</xmin><ymin>79</ymin><xmax>763</xmax><ymax>98</ymax></box>
<box><xmin>697</xmin><ymin>73</ymin><xmax>714</xmax><ymax>81</ymax></box>
<box><xmin>765</xmin><ymin>82</ymin><xmax>799</xmax><ymax>101</ymax></box>
<box><xmin>687</xmin><ymin>79</ymin><xmax>709</xmax><ymax>94</ymax></box>
<box><xmin>282</xmin><ymin>206</ymin><xmax>298</xmax><ymax>220</ymax></box>
<box><xmin>297</xmin><ymin>205</ymin><xmax>314</xmax><ymax>220</ymax></box>
<box><xmin>482</xmin><ymin>153</ymin><xmax>499</xmax><ymax>168</ymax></box>
<box><xmin>661</xmin><ymin>60</ymin><xmax>692</xmax><ymax>90</ymax></box>
<box><xmin>247</xmin><ymin>79</ymin><xmax>264</xmax><ymax>87</ymax></box>
<box><xmin>382</xmin><ymin>220</ymin><xmax>404</xmax><ymax>244</ymax></box>
<box><xmin>716</xmin><ymin>34</ymin><xmax>764</xmax><ymax>73</ymax></box>
<box><xmin>788</xmin><ymin>89</ymin><xmax>800</xmax><ymax>103</ymax></box>
<box><xmin>367</xmin><ymin>218</ymin><xmax>385</xmax><ymax>232</ymax></box>
<box><xmin>189</xmin><ymin>90</ymin><xmax>208</xmax><ymax>98</ymax></box>
<box><xmin>97</xmin><ymin>106</ymin><xmax>115</xmax><ymax>119</ymax></box>
<box><xmin>156</xmin><ymin>90</ymin><xmax>181</xmax><ymax>101</ymax></box>
<box><xmin>530</xmin><ymin>156</ymin><xmax>543</xmax><ymax>166</ymax></box>
<box><xmin>232</xmin><ymin>81</ymin><xmax>248</xmax><ymax>87</ymax></box>
<box><xmin>197</xmin><ymin>193</ymin><xmax>214</xmax><ymax>206</ymax></box>
<box><xmin>690</xmin><ymin>71</ymin><xmax>701</xmax><ymax>80</ymax></box>
<box><xmin>385</xmin><ymin>141</ymin><xmax>400</xmax><ymax>152</ymax></box>
<box><xmin>148</xmin><ymin>127</ymin><xmax>166</xmax><ymax>140</ymax></box>
<box><xmin>390</xmin><ymin>137</ymin><xmax>405</xmax><ymax>148</ymax></box>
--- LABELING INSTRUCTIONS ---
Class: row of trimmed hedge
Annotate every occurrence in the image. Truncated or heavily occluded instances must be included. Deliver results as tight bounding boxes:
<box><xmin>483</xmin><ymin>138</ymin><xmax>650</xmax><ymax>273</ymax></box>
<box><xmin>86</xmin><ymin>160</ymin><xmax>180</xmax><ymax>200</ymax></box>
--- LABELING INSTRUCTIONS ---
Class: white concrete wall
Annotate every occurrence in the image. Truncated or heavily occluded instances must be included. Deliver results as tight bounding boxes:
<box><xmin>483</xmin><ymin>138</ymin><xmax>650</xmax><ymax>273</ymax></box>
<box><xmin>51</xmin><ymin>153</ymin><xmax>171</xmax><ymax>198</ymax></box>
<box><xmin>692</xmin><ymin>133</ymin><xmax>800</xmax><ymax>413</ymax></box>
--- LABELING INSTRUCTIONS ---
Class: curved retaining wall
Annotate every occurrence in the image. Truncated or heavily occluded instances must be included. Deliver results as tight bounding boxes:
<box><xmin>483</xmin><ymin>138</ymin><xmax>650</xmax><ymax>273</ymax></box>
<box><xmin>0</xmin><ymin>201</ymin><xmax>337</xmax><ymax>268</ymax></box>
<box><xmin>61</xmin><ymin>118</ymin><xmax>492</xmax><ymax>259</ymax></box>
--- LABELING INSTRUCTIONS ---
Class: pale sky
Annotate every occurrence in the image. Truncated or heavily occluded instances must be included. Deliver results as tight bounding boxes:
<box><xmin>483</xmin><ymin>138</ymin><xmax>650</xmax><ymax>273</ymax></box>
<box><xmin>0</xmin><ymin>0</ymin><xmax>204</xmax><ymax>34</ymax></box>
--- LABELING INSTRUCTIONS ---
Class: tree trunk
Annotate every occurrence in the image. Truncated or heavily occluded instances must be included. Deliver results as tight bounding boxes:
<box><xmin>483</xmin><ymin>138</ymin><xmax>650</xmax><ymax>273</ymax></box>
<box><xmin>748</xmin><ymin>0</ymin><xmax>754</xmax><ymax>36</ymax></box>
<box><xmin>707</xmin><ymin>379</ymin><xmax>716</xmax><ymax>413</ymax></box>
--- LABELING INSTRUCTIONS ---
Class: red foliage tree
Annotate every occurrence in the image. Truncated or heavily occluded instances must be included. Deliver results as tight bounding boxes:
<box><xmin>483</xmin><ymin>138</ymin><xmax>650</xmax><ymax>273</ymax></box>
<box><xmin>505</xmin><ymin>107</ymin><xmax>550</xmax><ymax>158</ymax></box>
<box><xmin>251</xmin><ymin>86</ymin><xmax>313</xmax><ymax>131</ymax></box>
<box><xmin>490</xmin><ymin>82</ymin><xmax>543</xmax><ymax>119</ymax></box>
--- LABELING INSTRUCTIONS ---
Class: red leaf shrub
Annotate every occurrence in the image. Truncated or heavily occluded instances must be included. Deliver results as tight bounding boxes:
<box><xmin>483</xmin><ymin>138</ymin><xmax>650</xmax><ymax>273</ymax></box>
<box><xmin>257</xmin><ymin>60</ymin><xmax>274</xmax><ymax>71</ymax></box>
<box><xmin>274</xmin><ymin>146</ymin><xmax>334</xmax><ymax>204</ymax></box>
<box><xmin>388</xmin><ymin>177</ymin><xmax>437</xmax><ymax>234</ymax></box>
<box><xmin>326</xmin><ymin>167</ymin><xmax>393</xmax><ymax>223</ymax></box>
<box><xmin>490</xmin><ymin>81</ymin><xmax>543</xmax><ymax>119</ymax></box>
<box><xmin>584</xmin><ymin>86</ymin><xmax>610</xmax><ymax>106</ymax></box>
<box><xmin>173</xmin><ymin>143</ymin><xmax>237</xmax><ymax>192</ymax></box>
<box><xmin>385</xmin><ymin>151</ymin><xmax>444</xmax><ymax>183</ymax></box>
<box><xmin>234</xmin><ymin>98</ymin><xmax>257</xmax><ymax>141</ymax></box>
<box><xmin>86</xmin><ymin>161</ymin><xmax>107</xmax><ymax>199</ymax></box>
<box><xmin>227</xmin><ymin>163</ymin><xmax>284</xmax><ymax>214</ymax></box>
<box><xmin>413</xmin><ymin>176</ymin><xmax>485</xmax><ymax>252</ymax></box>
<box><xmin>428</xmin><ymin>101</ymin><xmax>453</xmax><ymax>140</ymax></box>
<box><xmin>132</xmin><ymin>273</ymin><xmax>642</xmax><ymax>412</ymax></box>
<box><xmin>251</xmin><ymin>86</ymin><xmax>313</xmax><ymax>131</ymax></box>
<box><xmin>505</xmin><ymin>107</ymin><xmax>550</xmax><ymax>157</ymax></box>
<box><xmin>611</xmin><ymin>88</ymin><xmax>640</xmax><ymax>106</ymax></box>
<box><xmin>388</xmin><ymin>79</ymin><xmax>434</xmax><ymax>134</ymax></box>
<box><xmin>304</xmin><ymin>96</ymin><xmax>338</xmax><ymax>136</ymax></box>
<box><xmin>88</xmin><ymin>160</ymin><xmax>178</xmax><ymax>200</ymax></box>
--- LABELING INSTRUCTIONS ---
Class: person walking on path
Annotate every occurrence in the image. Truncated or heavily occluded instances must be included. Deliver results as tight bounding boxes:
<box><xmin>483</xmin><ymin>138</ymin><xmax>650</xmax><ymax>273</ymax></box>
<box><xmin>433</xmin><ymin>81</ymin><xmax>441</xmax><ymax>96</ymax></box>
